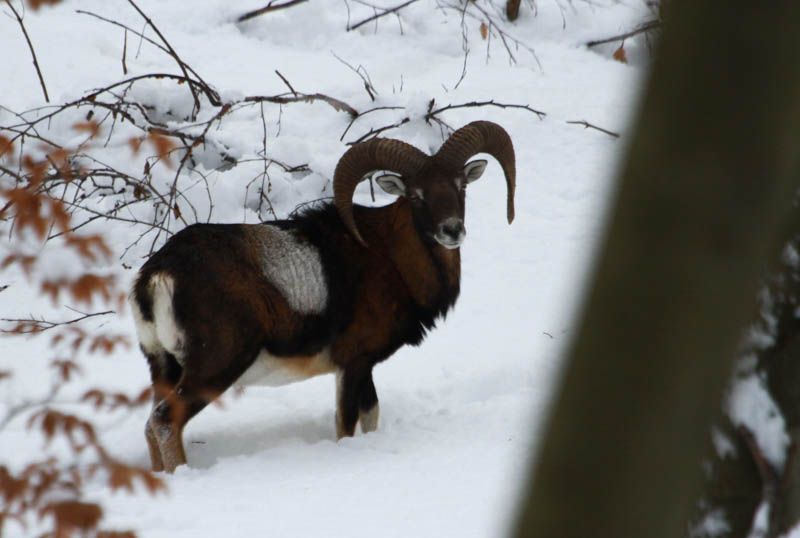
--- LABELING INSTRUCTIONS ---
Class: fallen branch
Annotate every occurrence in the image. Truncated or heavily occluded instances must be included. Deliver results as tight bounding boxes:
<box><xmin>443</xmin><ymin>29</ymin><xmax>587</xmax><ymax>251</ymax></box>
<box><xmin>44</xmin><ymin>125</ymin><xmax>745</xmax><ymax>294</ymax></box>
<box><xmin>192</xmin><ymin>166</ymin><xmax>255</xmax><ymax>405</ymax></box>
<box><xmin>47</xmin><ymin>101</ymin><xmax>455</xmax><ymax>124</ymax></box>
<box><xmin>347</xmin><ymin>0</ymin><xmax>419</xmax><ymax>31</ymax></box>
<box><xmin>586</xmin><ymin>20</ymin><xmax>663</xmax><ymax>48</ymax></box>
<box><xmin>567</xmin><ymin>119</ymin><xmax>620</xmax><ymax>138</ymax></box>
<box><xmin>5</xmin><ymin>0</ymin><xmax>49</xmax><ymax>103</ymax></box>
<box><xmin>237</xmin><ymin>0</ymin><xmax>309</xmax><ymax>23</ymax></box>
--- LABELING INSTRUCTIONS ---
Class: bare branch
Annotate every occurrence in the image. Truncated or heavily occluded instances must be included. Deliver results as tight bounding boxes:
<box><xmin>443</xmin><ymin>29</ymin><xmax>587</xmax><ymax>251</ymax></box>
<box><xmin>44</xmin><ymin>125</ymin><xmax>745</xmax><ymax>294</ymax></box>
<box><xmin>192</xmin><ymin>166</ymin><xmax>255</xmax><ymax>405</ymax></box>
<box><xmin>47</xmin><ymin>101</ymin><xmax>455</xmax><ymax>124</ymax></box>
<box><xmin>586</xmin><ymin>20</ymin><xmax>664</xmax><ymax>48</ymax></box>
<box><xmin>76</xmin><ymin>8</ymin><xmax>215</xmax><ymax>98</ymax></box>
<box><xmin>345</xmin><ymin>98</ymin><xmax>545</xmax><ymax>145</ymax></box>
<box><xmin>431</xmin><ymin>99</ymin><xmax>546</xmax><ymax>119</ymax></box>
<box><xmin>566</xmin><ymin>119</ymin><xmax>620</xmax><ymax>138</ymax></box>
<box><xmin>330</xmin><ymin>51</ymin><xmax>378</xmax><ymax>101</ymax></box>
<box><xmin>4</xmin><ymin>0</ymin><xmax>49</xmax><ymax>102</ymax></box>
<box><xmin>347</xmin><ymin>0</ymin><xmax>419</xmax><ymax>31</ymax></box>
<box><xmin>122</xmin><ymin>27</ymin><xmax>128</xmax><ymax>75</ymax></box>
<box><xmin>275</xmin><ymin>70</ymin><xmax>298</xmax><ymax>97</ymax></box>
<box><xmin>237</xmin><ymin>0</ymin><xmax>309</xmax><ymax>23</ymax></box>
<box><xmin>1</xmin><ymin>310</ymin><xmax>115</xmax><ymax>334</ymax></box>
<box><xmin>244</xmin><ymin>92</ymin><xmax>358</xmax><ymax>118</ymax></box>
<box><xmin>126</xmin><ymin>0</ymin><xmax>221</xmax><ymax>110</ymax></box>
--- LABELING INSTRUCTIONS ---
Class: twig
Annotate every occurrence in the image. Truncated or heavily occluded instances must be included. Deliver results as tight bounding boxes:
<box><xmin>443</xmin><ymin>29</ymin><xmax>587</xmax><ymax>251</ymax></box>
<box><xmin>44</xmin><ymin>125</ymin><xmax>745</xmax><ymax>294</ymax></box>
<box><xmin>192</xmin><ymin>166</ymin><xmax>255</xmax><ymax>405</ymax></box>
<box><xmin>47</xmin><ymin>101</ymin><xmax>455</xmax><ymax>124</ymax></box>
<box><xmin>244</xmin><ymin>92</ymin><xmax>358</xmax><ymax>118</ymax></box>
<box><xmin>122</xmin><ymin>28</ymin><xmax>128</xmax><ymax>75</ymax></box>
<box><xmin>5</xmin><ymin>0</ymin><xmax>49</xmax><ymax>103</ymax></box>
<box><xmin>76</xmin><ymin>9</ymin><xmax>215</xmax><ymax>102</ymax></box>
<box><xmin>567</xmin><ymin>120</ymin><xmax>620</xmax><ymax>138</ymax></box>
<box><xmin>289</xmin><ymin>197</ymin><xmax>334</xmax><ymax>218</ymax></box>
<box><xmin>237</xmin><ymin>0</ymin><xmax>309</xmax><ymax>23</ymax></box>
<box><xmin>1</xmin><ymin>310</ymin><xmax>115</xmax><ymax>334</ymax></box>
<box><xmin>586</xmin><ymin>20</ymin><xmax>663</xmax><ymax>48</ymax></box>
<box><xmin>347</xmin><ymin>0</ymin><xmax>419</xmax><ymax>31</ymax></box>
<box><xmin>275</xmin><ymin>70</ymin><xmax>298</xmax><ymax>97</ymax></box>
<box><xmin>346</xmin><ymin>99</ymin><xmax>546</xmax><ymax>145</ymax></box>
<box><xmin>348</xmin><ymin>117</ymin><xmax>411</xmax><ymax>145</ymax></box>
<box><xmin>340</xmin><ymin>105</ymin><xmax>403</xmax><ymax>141</ymax></box>
<box><xmin>431</xmin><ymin>100</ymin><xmax>546</xmax><ymax>120</ymax></box>
<box><xmin>330</xmin><ymin>51</ymin><xmax>377</xmax><ymax>101</ymax></box>
<box><xmin>126</xmin><ymin>0</ymin><xmax>221</xmax><ymax>112</ymax></box>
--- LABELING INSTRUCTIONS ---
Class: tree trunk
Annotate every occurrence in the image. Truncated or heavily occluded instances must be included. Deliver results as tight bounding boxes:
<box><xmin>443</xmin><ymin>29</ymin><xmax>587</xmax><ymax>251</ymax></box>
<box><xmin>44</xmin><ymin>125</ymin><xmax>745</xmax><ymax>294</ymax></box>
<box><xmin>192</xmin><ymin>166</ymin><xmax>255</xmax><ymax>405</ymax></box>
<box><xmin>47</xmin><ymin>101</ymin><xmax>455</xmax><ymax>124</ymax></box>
<box><xmin>511</xmin><ymin>0</ymin><xmax>800</xmax><ymax>536</ymax></box>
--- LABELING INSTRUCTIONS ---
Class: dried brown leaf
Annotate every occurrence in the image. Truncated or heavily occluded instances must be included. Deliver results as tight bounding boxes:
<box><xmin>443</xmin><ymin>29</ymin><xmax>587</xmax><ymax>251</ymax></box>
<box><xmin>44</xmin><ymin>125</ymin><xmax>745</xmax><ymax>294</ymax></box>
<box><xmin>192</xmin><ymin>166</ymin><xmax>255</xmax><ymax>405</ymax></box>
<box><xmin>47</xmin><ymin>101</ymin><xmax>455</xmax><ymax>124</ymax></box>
<box><xmin>135</xmin><ymin>387</ymin><xmax>154</xmax><ymax>405</ymax></box>
<box><xmin>39</xmin><ymin>501</ymin><xmax>102</xmax><ymax>532</ymax></box>
<box><xmin>0</xmin><ymin>465</ymin><xmax>29</xmax><ymax>504</ymax></box>
<box><xmin>2</xmin><ymin>253</ymin><xmax>36</xmax><ymax>275</ymax></box>
<box><xmin>72</xmin><ymin>120</ymin><xmax>101</xmax><ymax>139</ymax></box>
<box><xmin>107</xmin><ymin>462</ymin><xmax>135</xmax><ymax>493</ymax></box>
<box><xmin>0</xmin><ymin>135</ymin><xmax>13</xmax><ymax>159</ymax></box>
<box><xmin>479</xmin><ymin>22</ymin><xmax>488</xmax><ymax>40</ymax></box>
<box><xmin>147</xmin><ymin>132</ymin><xmax>176</xmax><ymax>168</ymax></box>
<box><xmin>28</xmin><ymin>0</ymin><xmax>64</xmax><ymax>10</ymax></box>
<box><xmin>65</xmin><ymin>234</ymin><xmax>112</xmax><ymax>263</ymax></box>
<box><xmin>613</xmin><ymin>43</ymin><xmax>628</xmax><ymax>63</ymax></box>
<box><xmin>51</xmin><ymin>359</ymin><xmax>81</xmax><ymax>382</ymax></box>
<box><xmin>128</xmin><ymin>136</ymin><xmax>144</xmax><ymax>156</ymax></box>
<box><xmin>88</xmin><ymin>334</ymin><xmax>129</xmax><ymax>355</ymax></box>
<box><xmin>82</xmin><ymin>389</ymin><xmax>106</xmax><ymax>409</ymax></box>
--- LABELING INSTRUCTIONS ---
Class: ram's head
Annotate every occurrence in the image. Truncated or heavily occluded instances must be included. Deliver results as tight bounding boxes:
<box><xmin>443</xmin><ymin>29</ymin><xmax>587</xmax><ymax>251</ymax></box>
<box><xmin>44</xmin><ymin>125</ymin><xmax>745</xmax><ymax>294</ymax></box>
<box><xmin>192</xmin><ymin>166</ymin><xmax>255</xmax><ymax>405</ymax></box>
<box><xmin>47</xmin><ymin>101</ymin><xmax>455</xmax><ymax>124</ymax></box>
<box><xmin>333</xmin><ymin>121</ymin><xmax>516</xmax><ymax>248</ymax></box>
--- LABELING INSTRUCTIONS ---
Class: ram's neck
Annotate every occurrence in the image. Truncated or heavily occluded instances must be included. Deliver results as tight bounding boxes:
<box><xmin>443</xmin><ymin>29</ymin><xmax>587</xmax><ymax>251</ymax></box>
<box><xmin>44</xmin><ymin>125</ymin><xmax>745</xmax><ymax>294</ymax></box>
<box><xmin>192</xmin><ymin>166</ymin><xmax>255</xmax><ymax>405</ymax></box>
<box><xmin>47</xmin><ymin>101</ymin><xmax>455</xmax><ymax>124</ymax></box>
<box><xmin>360</xmin><ymin>199</ymin><xmax>460</xmax><ymax>309</ymax></box>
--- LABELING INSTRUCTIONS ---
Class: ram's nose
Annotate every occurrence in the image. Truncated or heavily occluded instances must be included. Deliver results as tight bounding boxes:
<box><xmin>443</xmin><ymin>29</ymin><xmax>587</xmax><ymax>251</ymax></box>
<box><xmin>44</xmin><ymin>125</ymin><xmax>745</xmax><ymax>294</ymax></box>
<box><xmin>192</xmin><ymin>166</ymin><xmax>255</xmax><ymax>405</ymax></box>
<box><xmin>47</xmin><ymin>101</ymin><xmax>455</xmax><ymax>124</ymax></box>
<box><xmin>435</xmin><ymin>217</ymin><xmax>466</xmax><ymax>249</ymax></box>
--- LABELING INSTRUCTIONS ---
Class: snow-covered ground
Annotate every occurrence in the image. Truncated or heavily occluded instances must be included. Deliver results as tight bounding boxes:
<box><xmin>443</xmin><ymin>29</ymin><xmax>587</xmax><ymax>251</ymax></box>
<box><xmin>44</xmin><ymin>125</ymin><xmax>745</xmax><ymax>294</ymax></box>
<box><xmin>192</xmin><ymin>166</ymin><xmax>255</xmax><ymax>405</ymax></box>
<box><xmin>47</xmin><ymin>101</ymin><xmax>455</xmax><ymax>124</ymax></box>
<box><xmin>0</xmin><ymin>1</ymin><xmax>650</xmax><ymax>536</ymax></box>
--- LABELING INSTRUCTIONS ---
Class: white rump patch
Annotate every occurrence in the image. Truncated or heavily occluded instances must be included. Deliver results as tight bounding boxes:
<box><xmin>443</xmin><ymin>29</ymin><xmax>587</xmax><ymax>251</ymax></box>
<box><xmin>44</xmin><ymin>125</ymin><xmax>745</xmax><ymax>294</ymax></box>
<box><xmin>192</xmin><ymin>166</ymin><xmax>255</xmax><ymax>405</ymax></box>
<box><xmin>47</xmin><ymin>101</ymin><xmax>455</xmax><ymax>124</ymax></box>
<box><xmin>130</xmin><ymin>273</ymin><xmax>186</xmax><ymax>361</ymax></box>
<box><xmin>249</xmin><ymin>225</ymin><xmax>328</xmax><ymax>314</ymax></box>
<box><xmin>235</xmin><ymin>348</ymin><xmax>334</xmax><ymax>387</ymax></box>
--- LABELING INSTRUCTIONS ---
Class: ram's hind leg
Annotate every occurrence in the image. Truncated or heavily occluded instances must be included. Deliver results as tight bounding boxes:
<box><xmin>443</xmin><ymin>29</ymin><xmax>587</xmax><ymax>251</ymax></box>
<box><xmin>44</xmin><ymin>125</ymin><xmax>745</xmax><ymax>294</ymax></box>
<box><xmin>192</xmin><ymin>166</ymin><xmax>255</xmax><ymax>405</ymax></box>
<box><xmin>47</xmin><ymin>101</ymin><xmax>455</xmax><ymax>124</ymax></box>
<box><xmin>144</xmin><ymin>351</ymin><xmax>183</xmax><ymax>472</ymax></box>
<box><xmin>147</xmin><ymin>349</ymin><xmax>259</xmax><ymax>473</ymax></box>
<box><xmin>336</xmin><ymin>367</ymin><xmax>379</xmax><ymax>438</ymax></box>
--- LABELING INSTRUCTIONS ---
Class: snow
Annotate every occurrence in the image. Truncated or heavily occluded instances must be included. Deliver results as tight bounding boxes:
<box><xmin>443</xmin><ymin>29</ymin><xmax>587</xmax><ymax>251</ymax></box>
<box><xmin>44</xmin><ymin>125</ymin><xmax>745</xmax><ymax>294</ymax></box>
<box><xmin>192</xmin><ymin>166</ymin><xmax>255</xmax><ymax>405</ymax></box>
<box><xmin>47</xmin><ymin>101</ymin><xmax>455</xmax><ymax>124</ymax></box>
<box><xmin>690</xmin><ymin>508</ymin><xmax>731</xmax><ymax>538</ymax></box>
<box><xmin>727</xmin><ymin>373</ymin><xmax>790</xmax><ymax>470</ymax></box>
<box><xmin>710</xmin><ymin>426</ymin><xmax>737</xmax><ymax>460</ymax></box>
<box><xmin>1</xmin><ymin>0</ymin><xmax>655</xmax><ymax>536</ymax></box>
<box><xmin>748</xmin><ymin>502</ymin><xmax>770</xmax><ymax>538</ymax></box>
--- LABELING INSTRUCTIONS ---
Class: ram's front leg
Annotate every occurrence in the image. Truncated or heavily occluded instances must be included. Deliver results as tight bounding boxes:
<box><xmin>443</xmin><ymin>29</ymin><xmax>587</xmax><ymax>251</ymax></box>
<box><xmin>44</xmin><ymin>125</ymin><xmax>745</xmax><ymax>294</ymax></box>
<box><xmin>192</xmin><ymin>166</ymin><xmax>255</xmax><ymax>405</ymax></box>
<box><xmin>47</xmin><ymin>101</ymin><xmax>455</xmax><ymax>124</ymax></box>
<box><xmin>336</xmin><ymin>367</ymin><xmax>379</xmax><ymax>438</ymax></box>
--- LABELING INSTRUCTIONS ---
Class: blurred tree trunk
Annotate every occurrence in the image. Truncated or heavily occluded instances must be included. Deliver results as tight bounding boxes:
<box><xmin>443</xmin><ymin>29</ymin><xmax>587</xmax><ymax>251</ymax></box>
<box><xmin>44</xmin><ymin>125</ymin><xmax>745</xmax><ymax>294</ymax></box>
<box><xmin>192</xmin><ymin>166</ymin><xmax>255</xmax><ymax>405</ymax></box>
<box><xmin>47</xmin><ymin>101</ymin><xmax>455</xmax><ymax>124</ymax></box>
<box><xmin>511</xmin><ymin>0</ymin><xmax>800</xmax><ymax>537</ymax></box>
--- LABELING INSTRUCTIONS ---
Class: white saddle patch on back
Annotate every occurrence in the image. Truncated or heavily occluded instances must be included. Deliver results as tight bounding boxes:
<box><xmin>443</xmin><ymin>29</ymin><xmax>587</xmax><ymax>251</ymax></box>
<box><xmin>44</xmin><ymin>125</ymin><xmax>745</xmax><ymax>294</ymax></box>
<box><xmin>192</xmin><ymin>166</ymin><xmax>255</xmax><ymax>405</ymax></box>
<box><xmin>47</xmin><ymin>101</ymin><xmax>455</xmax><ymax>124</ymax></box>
<box><xmin>248</xmin><ymin>225</ymin><xmax>328</xmax><ymax>315</ymax></box>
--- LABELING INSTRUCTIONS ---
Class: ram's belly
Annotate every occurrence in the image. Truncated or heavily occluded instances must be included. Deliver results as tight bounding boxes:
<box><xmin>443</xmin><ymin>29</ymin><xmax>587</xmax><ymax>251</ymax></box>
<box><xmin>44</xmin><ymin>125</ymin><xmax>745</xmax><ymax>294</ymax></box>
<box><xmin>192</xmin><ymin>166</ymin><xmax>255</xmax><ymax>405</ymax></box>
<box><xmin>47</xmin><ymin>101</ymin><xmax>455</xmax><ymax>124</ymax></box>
<box><xmin>235</xmin><ymin>348</ymin><xmax>335</xmax><ymax>387</ymax></box>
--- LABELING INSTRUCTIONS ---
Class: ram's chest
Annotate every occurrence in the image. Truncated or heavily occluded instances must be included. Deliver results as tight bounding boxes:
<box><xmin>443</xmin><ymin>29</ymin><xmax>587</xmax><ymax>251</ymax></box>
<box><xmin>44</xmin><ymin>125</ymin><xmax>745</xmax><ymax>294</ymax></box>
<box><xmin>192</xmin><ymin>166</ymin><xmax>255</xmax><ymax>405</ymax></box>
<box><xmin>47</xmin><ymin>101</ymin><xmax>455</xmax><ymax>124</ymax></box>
<box><xmin>235</xmin><ymin>348</ymin><xmax>336</xmax><ymax>387</ymax></box>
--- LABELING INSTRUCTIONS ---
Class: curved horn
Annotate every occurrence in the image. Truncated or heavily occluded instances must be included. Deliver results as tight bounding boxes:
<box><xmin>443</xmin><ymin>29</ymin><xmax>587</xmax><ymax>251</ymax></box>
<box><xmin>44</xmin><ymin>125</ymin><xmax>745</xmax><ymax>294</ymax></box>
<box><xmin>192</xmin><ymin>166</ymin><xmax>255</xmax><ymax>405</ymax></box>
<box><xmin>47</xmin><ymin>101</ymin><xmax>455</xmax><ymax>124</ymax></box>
<box><xmin>434</xmin><ymin>121</ymin><xmax>516</xmax><ymax>224</ymax></box>
<box><xmin>333</xmin><ymin>138</ymin><xmax>428</xmax><ymax>246</ymax></box>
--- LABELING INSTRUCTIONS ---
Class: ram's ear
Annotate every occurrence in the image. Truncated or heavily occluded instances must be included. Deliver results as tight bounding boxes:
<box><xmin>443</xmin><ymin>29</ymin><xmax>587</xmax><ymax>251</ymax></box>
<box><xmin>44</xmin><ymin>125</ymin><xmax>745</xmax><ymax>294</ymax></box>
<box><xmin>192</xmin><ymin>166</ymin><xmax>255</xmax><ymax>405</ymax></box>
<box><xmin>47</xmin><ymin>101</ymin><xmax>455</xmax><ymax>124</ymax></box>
<box><xmin>375</xmin><ymin>174</ymin><xmax>407</xmax><ymax>196</ymax></box>
<box><xmin>463</xmin><ymin>159</ymin><xmax>488</xmax><ymax>183</ymax></box>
